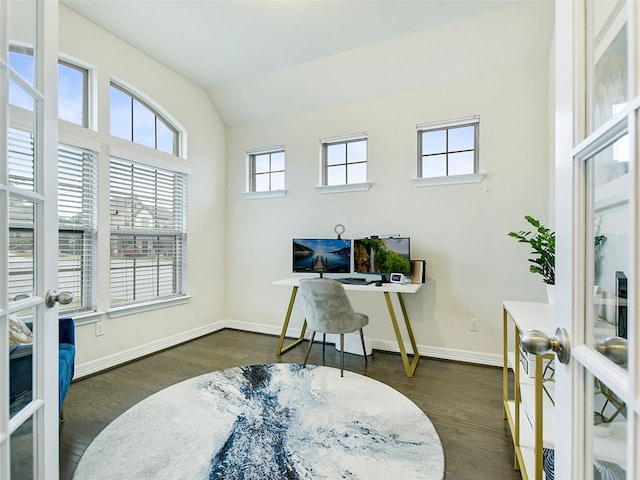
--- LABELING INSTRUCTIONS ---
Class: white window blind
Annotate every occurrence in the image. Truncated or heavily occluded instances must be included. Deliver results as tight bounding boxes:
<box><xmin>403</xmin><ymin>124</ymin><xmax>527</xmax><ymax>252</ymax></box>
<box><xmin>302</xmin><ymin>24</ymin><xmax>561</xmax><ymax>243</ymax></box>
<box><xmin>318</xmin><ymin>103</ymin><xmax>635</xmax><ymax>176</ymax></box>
<box><xmin>58</xmin><ymin>143</ymin><xmax>98</xmax><ymax>314</ymax></box>
<box><xmin>109</xmin><ymin>157</ymin><xmax>187</xmax><ymax>307</ymax></box>
<box><xmin>8</xmin><ymin>127</ymin><xmax>36</xmax><ymax>299</ymax></box>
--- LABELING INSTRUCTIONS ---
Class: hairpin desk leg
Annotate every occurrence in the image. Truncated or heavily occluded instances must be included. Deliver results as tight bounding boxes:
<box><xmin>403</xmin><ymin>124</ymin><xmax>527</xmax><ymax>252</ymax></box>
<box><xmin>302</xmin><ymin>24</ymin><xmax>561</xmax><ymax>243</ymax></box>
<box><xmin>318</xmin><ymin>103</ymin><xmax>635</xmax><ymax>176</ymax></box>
<box><xmin>384</xmin><ymin>292</ymin><xmax>420</xmax><ymax>377</ymax></box>
<box><xmin>275</xmin><ymin>286</ymin><xmax>307</xmax><ymax>355</ymax></box>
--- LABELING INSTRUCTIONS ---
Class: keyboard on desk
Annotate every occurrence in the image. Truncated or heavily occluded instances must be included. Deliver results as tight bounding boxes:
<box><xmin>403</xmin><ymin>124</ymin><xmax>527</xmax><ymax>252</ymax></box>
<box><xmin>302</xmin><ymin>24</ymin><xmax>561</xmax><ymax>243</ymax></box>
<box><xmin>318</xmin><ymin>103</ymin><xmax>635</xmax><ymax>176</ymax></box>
<box><xmin>335</xmin><ymin>278</ymin><xmax>372</xmax><ymax>285</ymax></box>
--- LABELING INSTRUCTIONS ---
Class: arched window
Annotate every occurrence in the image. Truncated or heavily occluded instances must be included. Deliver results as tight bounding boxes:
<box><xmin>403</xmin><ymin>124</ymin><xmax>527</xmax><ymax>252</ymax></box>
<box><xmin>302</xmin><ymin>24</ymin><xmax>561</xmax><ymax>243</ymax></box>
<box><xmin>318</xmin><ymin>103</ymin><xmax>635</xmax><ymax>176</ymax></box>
<box><xmin>109</xmin><ymin>81</ymin><xmax>179</xmax><ymax>156</ymax></box>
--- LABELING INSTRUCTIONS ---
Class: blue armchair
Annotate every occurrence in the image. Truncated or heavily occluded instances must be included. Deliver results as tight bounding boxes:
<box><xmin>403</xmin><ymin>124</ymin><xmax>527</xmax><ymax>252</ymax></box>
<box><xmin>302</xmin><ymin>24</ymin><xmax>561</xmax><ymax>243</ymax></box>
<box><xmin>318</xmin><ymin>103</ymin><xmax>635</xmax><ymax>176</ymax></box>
<box><xmin>9</xmin><ymin>317</ymin><xmax>76</xmax><ymax>419</ymax></box>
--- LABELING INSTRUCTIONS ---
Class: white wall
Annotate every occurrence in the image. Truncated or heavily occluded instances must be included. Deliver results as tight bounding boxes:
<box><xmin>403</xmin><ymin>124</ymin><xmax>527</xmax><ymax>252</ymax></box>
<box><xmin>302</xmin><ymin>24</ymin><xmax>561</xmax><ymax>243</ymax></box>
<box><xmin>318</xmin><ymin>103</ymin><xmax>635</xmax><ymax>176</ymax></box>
<box><xmin>59</xmin><ymin>5</ymin><xmax>227</xmax><ymax>373</ymax></box>
<box><xmin>225</xmin><ymin>63</ymin><xmax>550</xmax><ymax>364</ymax></box>
<box><xmin>59</xmin><ymin>2</ymin><xmax>552</xmax><ymax>372</ymax></box>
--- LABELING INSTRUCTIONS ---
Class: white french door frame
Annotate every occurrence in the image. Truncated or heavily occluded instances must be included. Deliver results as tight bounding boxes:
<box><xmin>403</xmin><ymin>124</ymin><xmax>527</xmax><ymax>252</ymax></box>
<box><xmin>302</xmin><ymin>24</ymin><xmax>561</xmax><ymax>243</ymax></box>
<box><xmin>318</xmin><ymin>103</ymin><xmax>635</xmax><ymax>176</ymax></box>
<box><xmin>1</xmin><ymin>1</ymin><xmax>60</xmax><ymax>478</ymax></box>
<box><xmin>554</xmin><ymin>0</ymin><xmax>640</xmax><ymax>479</ymax></box>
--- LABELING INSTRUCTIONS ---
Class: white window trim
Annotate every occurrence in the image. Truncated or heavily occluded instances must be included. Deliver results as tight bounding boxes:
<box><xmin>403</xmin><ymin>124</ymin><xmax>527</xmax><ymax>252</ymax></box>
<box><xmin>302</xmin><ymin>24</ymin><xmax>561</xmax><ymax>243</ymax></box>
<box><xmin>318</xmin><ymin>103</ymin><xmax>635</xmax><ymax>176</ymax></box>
<box><xmin>107</xmin><ymin>294</ymin><xmax>192</xmax><ymax>319</ymax></box>
<box><xmin>412</xmin><ymin>173</ymin><xmax>485</xmax><ymax>187</ymax></box>
<box><xmin>110</xmin><ymin>145</ymin><xmax>191</xmax><ymax>175</ymax></box>
<box><xmin>319</xmin><ymin>132</ymin><xmax>367</xmax><ymax>144</ymax></box>
<box><xmin>243</xmin><ymin>190</ymin><xmax>287</xmax><ymax>199</ymax></box>
<box><xmin>58</xmin><ymin>132</ymin><xmax>102</xmax><ymax>153</ymax></box>
<box><xmin>315</xmin><ymin>182</ymin><xmax>372</xmax><ymax>194</ymax></box>
<box><xmin>416</xmin><ymin>115</ymin><xmax>480</xmax><ymax>131</ymax></box>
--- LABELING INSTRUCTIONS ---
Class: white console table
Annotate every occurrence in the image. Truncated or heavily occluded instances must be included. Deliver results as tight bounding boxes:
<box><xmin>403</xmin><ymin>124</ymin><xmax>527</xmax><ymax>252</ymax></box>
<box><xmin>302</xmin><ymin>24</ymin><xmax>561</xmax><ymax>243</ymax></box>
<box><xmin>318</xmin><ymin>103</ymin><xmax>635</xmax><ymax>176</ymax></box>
<box><xmin>503</xmin><ymin>301</ymin><xmax>555</xmax><ymax>480</ymax></box>
<box><xmin>274</xmin><ymin>278</ymin><xmax>423</xmax><ymax>377</ymax></box>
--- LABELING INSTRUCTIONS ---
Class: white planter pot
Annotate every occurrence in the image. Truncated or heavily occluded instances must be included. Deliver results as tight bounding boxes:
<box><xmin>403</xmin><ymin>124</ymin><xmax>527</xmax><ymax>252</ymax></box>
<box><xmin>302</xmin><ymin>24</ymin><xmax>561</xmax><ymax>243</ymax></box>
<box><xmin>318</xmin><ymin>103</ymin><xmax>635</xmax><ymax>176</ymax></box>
<box><xmin>546</xmin><ymin>284</ymin><xmax>556</xmax><ymax>305</ymax></box>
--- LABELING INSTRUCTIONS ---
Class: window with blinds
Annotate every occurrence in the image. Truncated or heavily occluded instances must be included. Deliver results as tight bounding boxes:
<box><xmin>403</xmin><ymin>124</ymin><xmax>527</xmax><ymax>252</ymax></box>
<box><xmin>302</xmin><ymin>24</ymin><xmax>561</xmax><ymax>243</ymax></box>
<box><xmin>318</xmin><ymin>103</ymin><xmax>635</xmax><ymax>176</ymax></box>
<box><xmin>58</xmin><ymin>144</ymin><xmax>98</xmax><ymax>314</ymax></box>
<box><xmin>7</xmin><ymin>132</ymin><xmax>98</xmax><ymax>311</ymax></box>
<box><xmin>110</xmin><ymin>157</ymin><xmax>187</xmax><ymax>307</ymax></box>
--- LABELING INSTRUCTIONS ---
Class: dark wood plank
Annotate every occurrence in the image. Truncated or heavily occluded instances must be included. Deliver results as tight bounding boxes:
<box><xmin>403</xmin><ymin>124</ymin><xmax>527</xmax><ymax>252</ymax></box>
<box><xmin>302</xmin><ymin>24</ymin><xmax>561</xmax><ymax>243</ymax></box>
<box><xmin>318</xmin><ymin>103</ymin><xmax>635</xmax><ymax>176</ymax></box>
<box><xmin>59</xmin><ymin>329</ymin><xmax>521</xmax><ymax>479</ymax></box>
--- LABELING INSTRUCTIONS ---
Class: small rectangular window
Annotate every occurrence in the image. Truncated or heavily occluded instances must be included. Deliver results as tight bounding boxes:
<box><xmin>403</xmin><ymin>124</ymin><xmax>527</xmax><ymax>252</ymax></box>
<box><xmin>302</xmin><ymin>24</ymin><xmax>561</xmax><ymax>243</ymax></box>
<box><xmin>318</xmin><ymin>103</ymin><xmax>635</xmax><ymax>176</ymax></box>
<box><xmin>321</xmin><ymin>135</ymin><xmax>367</xmax><ymax>186</ymax></box>
<box><xmin>417</xmin><ymin>117</ymin><xmax>479</xmax><ymax>179</ymax></box>
<box><xmin>58</xmin><ymin>60</ymin><xmax>89</xmax><ymax>127</ymax></box>
<box><xmin>248</xmin><ymin>148</ymin><xmax>285</xmax><ymax>192</ymax></box>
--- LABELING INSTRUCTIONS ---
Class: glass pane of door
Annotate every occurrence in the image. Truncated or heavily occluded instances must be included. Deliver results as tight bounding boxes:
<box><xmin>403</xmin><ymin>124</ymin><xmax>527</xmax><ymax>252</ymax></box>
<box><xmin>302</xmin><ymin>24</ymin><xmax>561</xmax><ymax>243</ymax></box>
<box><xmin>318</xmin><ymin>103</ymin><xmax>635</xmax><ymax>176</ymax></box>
<box><xmin>9</xmin><ymin>306</ymin><xmax>36</xmax><ymax>420</ymax></box>
<box><xmin>589</xmin><ymin>371</ymin><xmax>627</xmax><ymax>478</ymax></box>
<box><xmin>7</xmin><ymin>0</ymin><xmax>36</xmax><ymax>89</ymax></box>
<box><xmin>10</xmin><ymin>417</ymin><xmax>35</xmax><ymax>478</ymax></box>
<box><xmin>587</xmin><ymin>0</ymin><xmax>628</xmax><ymax>133</ymax></box>
<box><xmin>585</xmin><ymin>132</ymin><xmax>630</xmax><ymax>367</ymax></box>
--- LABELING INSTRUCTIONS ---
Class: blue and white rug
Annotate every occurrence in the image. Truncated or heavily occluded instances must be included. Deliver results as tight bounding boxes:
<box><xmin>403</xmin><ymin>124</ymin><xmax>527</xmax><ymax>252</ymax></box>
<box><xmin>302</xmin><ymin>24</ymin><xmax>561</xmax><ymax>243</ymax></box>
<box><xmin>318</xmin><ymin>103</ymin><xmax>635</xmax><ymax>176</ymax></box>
<box><xmin>73</xmin><ymin>363</ymin><xmax>444</xmax><ymax>480</ymax></box>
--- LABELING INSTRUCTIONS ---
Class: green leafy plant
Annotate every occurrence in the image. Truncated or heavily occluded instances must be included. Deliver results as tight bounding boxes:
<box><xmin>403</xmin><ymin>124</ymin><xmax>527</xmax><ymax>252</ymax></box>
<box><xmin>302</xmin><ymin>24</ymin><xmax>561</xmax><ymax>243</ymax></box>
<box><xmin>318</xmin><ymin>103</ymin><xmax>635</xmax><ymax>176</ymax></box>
<box><xmin>508</xmin><ymin>216</ymin><xmax>556</xmax><ymax>285</ymax></box>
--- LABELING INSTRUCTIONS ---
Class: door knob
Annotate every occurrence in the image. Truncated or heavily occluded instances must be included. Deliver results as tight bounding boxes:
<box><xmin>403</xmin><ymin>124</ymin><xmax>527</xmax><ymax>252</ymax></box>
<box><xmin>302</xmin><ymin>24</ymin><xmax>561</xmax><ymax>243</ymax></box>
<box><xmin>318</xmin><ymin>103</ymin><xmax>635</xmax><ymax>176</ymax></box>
<box><xmin>595</xmin><ymin>336</ymin><xmax>628</xmax><ymax>366</ymax></box>
<box><xmin>45</xmin><ymin>289</ymin><xmax>74</xmax><ymax>308</ymax></box>
<box><xmin>521</xmin><ymin>327</ymin><xmax>571</xmax><ymax>364</ymax></box>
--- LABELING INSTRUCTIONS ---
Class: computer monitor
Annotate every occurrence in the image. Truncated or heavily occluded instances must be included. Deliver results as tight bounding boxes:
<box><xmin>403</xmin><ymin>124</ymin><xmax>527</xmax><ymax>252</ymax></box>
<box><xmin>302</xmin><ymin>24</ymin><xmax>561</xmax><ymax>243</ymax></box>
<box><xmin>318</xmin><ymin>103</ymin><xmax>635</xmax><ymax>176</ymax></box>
<box><xmin>292</xmin><ymin>238</ymin><xmax>351</xmax><ymax>276</ymax></box>
<box><xmin>615</xmin><ymin>271</ymin><xmax>627</xmax><ymax>339</ymax></box>
<box><xmin>353</xmin><ymin>237</ymin><xmax>411</xmax><ymax>282</ymax></box>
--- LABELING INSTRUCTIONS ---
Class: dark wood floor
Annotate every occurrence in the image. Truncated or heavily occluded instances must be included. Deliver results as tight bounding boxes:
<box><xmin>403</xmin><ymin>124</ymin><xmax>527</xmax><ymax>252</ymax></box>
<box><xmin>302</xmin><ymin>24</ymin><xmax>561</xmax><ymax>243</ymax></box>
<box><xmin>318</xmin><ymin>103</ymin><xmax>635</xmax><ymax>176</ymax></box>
<box><xmin>59</xmin><ymin>329</ymin><xmax>521</xmax><ymax>479</ymax></box>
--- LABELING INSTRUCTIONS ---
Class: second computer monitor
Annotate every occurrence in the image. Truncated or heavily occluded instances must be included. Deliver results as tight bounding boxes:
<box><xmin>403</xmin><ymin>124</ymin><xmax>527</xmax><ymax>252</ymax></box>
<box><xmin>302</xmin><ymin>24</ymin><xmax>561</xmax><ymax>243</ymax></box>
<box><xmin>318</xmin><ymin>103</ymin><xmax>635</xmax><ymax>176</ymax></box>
<box><xmin>353</xmin><ymin>237</ymin><xmax>411</xmax><ymax>281</ymax></box>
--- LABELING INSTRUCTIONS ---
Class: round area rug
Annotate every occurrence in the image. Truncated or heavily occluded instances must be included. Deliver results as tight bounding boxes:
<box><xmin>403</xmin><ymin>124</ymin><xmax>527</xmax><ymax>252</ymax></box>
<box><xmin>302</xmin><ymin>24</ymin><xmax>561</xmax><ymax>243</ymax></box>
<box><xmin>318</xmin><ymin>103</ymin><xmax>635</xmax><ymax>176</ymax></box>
<box><xmin>73</xmin><ymin>363</ymin><xmax>444</xmax><ymax>480</ymax></box>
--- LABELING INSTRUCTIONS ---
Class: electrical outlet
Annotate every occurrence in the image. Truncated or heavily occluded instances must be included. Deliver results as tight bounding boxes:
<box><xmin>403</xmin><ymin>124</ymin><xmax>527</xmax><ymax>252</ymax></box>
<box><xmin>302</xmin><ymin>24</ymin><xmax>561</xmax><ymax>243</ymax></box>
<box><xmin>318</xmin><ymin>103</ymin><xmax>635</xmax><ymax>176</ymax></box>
<box><xmin>95</xmin><ymin>321</ymin><xmax>105</xmax><ymax>337</ymax></box>
<box><xmin>470</xmin><ymin>318</ymin><xmax>479</xmax><ymax>332</ymax></box>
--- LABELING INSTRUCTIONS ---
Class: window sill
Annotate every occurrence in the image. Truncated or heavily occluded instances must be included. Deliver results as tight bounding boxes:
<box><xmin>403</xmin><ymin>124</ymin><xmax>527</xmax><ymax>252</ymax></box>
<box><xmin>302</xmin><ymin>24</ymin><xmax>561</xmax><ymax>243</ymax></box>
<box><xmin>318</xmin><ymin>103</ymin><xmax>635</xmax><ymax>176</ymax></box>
<box><xmin>63</xmin><ymin>310</ymin><xmax>105</xmax><ymax>326</ymax></box>
<box><xmin>242</xmin><ymin>190</ymin><xmax>287</xmax><ymax>199</ymax></box>
<box><xmin>107</xmin><ymin>295</ymin><xmax>192</xmax><ymax>319</ymax></box>
<box><xmin>412</xmin><ymin>173</ymin><xmax>485</xmax><ymax>187</ymax></box>
<box><xmin>315</xmin><ymin>183</ymin><xmax>372</xmax><ymax>195</ymax></box>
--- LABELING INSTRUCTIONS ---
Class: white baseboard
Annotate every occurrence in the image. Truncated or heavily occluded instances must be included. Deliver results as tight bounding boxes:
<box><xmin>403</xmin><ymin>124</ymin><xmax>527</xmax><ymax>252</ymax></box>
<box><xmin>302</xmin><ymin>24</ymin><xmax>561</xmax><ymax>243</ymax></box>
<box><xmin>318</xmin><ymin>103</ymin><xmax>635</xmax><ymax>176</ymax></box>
<box><xmin>74</xmin><ymin>321</ymin><xmax>228</xmax><ymax>379</ymax></box>
<box><xmin>224</xmin><ymin>319</ymin><xmax>502</xmax><ymax>367</ymax></box>
<box><xmin>74</xmin><ymin>318</ymin><xmax>501</xmax><ymax>379</ymax></box>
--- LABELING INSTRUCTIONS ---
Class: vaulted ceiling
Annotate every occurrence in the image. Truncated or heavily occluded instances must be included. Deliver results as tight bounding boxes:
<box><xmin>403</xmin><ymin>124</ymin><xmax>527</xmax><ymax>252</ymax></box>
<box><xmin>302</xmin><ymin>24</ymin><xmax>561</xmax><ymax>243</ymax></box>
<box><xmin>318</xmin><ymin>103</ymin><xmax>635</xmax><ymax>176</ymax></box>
<box><xmin>62</xmin><ymin>0</ymin><xmax>555</xmax><ymax>125</ymax></box>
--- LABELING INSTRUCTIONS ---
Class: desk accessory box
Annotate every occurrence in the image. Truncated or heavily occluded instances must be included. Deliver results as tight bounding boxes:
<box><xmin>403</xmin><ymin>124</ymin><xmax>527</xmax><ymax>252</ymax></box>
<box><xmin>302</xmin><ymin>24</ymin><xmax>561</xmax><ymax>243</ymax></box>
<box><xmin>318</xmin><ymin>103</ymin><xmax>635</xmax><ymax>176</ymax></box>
<box><xmin>410</xmin><ymin>260</ymin><xmax>426</xmax><ymax>284</ymax></box>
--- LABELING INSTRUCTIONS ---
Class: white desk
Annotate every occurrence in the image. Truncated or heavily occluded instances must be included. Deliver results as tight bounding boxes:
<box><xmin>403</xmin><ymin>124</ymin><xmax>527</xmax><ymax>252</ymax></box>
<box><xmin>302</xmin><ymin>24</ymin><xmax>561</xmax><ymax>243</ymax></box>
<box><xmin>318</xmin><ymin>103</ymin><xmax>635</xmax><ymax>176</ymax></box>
<box><xmin>274</xmin><ymin>278</ymin><xmax>423</xmax><ymax>377</ymax></box>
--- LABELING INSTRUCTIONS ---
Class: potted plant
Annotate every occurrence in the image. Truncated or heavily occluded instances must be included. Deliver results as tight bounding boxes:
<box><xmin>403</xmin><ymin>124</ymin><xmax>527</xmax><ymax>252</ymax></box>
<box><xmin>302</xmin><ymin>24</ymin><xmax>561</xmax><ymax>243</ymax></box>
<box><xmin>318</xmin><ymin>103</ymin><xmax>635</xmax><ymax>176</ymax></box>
<box><xmin>508</xmin><ymin>216</ymin><xmax>556</xmax><ymax>303</ymax></box>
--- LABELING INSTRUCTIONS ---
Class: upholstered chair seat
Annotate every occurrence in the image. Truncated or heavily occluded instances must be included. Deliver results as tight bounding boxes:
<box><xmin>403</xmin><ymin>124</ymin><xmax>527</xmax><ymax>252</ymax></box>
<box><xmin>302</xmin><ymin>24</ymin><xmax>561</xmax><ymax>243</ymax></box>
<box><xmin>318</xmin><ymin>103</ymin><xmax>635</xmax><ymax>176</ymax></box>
<box><xmin>9</xmin><ymin>316</ymin><xmax>75</xmax><ymax>420</ymax></box>
<box><xmin>298</xmin><ymin>278</ymin><xmax>369</xmax><ymax>377</ymax></box>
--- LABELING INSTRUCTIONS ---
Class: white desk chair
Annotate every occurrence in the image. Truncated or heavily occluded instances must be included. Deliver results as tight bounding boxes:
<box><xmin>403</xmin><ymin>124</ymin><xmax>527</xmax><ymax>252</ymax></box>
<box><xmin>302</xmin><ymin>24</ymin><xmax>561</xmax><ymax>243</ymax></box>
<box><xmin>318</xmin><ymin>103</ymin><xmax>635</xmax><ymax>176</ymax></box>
<box><xmin>298</xmin><ymin>278</ymin><xmax>369</xmax><ymax>377</ymax></box>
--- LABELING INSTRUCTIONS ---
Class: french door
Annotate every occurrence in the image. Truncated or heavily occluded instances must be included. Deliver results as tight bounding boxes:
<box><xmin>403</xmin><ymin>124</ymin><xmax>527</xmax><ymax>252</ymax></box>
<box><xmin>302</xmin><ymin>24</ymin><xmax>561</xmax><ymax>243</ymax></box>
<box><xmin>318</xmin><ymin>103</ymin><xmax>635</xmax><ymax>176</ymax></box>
<box><xmin>1</xmin><ymin>1</ymin><xmax>61</xmax><ymax>479</ymax></box>
<box><xmin>554</xmin><ymin>0</ymin><xmax>639</xmax><ymax>479</ymax></box>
